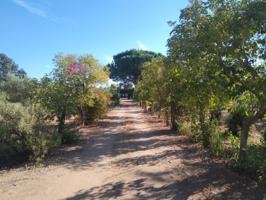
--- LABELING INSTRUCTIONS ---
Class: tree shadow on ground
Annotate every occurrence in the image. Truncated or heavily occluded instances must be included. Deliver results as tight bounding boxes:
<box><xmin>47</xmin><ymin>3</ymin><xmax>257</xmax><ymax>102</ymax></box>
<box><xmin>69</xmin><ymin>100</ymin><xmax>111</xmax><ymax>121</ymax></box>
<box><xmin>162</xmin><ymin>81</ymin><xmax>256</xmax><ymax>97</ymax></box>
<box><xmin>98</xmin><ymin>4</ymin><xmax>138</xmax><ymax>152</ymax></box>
<box><xmin>49</xmin><ymin>103</ymin><xmax>266</xmax><ymax>199</ymax></box>
<box><xmin>47</xmin><ymin>126</ymin><xmax>183</xmax><ymax>170</ymax></box>
<box><xmin>64</xmin><ymin>169</ymin><xmax>266</xmax><ymax>200</ymax></box>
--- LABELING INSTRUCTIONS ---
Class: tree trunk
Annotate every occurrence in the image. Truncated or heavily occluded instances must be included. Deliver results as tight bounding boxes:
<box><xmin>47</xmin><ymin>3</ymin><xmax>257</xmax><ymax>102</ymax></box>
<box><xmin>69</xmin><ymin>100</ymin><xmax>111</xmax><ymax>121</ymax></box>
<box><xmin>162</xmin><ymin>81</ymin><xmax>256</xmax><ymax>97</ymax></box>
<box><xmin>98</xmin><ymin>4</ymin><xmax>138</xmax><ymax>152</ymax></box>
<box><xmin>199</xmin><ymin>105</ymin><xmax>209</xmax><ymax>148</ymax></box>
<box><xmin>239</xmin><ymin>121</ymin><xmax>250</xmax><ymax>162</ymax></box>
<box><xmin>198</xmin><ymin>105</ymin><xmax>206</xmax><ymax>132</ymax></box>
<box><xmin>170</xmin><ymin>102</ymin><xmax>178</xmax><ymax>131</ymax></box>
<box><xmin>164</xmin><ymin>107</ymin><xmax>170</xmax><ymax>126</ymax></box>
<box><xmin>144</xmin><ymin>102</ymin><xmax>147</xmax><ymax>112</ymax></box>
<box><xmin>239</xmin><ymin>107</ymin><xmax>266</xmax><ymax>162</ymax></box>
<box><xmin>79</xmin><ymin>107</ymin><xmax>85</xmax><ymax>125</ymax></box>
<box><xmin>58</xmin><ymin>111</ymin><xmax>66</xmax><ymax>135</ymax></box>
<box><xmin>83</xmin><ymin>108</ymin><xmax>90</xmax><ymax>125</ymax></box>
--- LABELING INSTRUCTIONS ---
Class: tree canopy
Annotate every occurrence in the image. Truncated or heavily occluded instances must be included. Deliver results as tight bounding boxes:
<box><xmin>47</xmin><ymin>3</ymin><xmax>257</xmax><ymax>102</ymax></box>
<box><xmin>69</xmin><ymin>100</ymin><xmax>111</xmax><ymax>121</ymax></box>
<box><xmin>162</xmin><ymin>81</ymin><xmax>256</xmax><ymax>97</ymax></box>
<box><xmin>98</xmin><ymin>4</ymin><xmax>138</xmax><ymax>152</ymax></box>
<box><xmin>108</xmin><ymin>49</ymin><xmax>163</xmax><ymax>84</ymax></box>
<box><xmin>0</xmin><ymin>53</ymin><xmax>26</xmax><ymax>80</ymax></box>
<box><xmin>36</xmin><ymin>53</ymin><xmax>109</xmax><ymax>132</ymax></box>
<box><xmin>136</xmin><ymin>0</ymin><xmax>266</xmax><ymax>168</ymax></box>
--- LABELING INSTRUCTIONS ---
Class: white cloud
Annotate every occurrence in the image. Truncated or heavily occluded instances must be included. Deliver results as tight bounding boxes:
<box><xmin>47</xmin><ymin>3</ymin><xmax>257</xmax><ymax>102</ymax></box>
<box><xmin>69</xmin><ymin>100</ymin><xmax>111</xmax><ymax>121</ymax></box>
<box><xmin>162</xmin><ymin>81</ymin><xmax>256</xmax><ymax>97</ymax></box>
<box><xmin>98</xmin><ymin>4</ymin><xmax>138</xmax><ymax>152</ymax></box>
<box><xmin>137</xmin><ymin>41</ymin><xmax>148</xmax><ymax>51</ymax></box>
<box><xmin>12</xmin><ymin>0</ymin><xmax>70</xmax><ymax>23</ymax></box>
<box><xmin>105</xmin><ymin>55</ymin><xmax>113</xmax><ymax>63</ymax></box>
<box><xmin>13</xmin><ymin>0</ymin><xmax>48</xmax><ymax>18</ymax></box>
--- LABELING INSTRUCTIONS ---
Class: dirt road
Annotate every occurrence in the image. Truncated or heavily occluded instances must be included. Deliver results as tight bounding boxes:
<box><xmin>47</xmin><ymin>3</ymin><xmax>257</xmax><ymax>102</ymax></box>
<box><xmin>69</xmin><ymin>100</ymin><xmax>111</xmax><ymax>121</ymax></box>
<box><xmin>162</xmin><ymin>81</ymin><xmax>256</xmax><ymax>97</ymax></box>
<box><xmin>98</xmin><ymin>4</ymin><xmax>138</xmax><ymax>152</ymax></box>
<box><xmin>0</xmin><ymin>100</ymin><xmax>265</xmax><ymax>200</ymax></box>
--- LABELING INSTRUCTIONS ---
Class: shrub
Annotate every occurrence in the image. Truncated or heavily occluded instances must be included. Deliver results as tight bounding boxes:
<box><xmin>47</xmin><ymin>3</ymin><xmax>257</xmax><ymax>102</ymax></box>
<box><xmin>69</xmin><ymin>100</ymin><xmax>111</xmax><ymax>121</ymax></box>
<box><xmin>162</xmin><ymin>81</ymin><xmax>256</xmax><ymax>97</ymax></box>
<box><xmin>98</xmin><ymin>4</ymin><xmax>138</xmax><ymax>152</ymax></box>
<box><xmin>227</xmin><ymin>108</ymin><xmax>246</xmax><ymax>137</ymax></box>
<box><xmin>0</xmin><ymin>95</ymin><xmax>54</xmax><ymax>161</ymax></box>
<box><xmin>84</xmin><ymin>89</ymin><xmax>111</xmax><ymax>123</ymax></box>
<box><xmin>27</xmin><ymin>125</ymin><xmax>52</xmax><ymax>162</ymax></box>
<box><xmin>61</xmin><ymin>127</ymin><xmax>79</xmax><ymax>144</ymax></box>
<box><xmin>238</xmin><ymin>145</ymin><xmax>266</xmax><ymax>183</ymax></box>
<box><xmin>110</xmin><ymin>93</ymin><xmax>120</xmax><ymax>106</ymax></box>
<box><xmin>178</xmin><ymin>120</ymin><xmax>191</xmax><ymax>136</ymax></box>
<box><xmin>209</xmin><ymin>125</ymin><xmax>224</xmax><ymax>156</ymax></box>
<box><xmin>244</xmin><ymin>145</ymin><xmax>266</xmax><ymax>169</ymax></box>
<box><xmin>190</xmin><ymin>117</ymin><xmax>202</xmax><ymax>143</ymax></box>
<box><xmin>226</xmin><ymin>132</ymin><xmax>240</xmax><ymax>161</ymax></box>
<box><xmin>108</xmin><ymin>84</ymin><xmax>120</xmax><ymax>106</ymax></box>
<box><xmin>0</xmin><ymin>75</ymin><xmax>35</xmax><ymax>104</ymax></box>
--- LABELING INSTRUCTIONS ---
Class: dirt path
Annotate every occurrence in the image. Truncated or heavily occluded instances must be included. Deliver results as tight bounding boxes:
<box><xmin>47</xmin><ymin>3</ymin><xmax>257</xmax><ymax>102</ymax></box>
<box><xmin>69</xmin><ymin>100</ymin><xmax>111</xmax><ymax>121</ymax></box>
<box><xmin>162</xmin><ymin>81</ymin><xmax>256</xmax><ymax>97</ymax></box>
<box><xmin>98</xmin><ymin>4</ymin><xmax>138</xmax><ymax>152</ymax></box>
<box><xmin>0</xmin><ymin>100</ymin><xmax>265</xmax><ymax>200</ymax></box>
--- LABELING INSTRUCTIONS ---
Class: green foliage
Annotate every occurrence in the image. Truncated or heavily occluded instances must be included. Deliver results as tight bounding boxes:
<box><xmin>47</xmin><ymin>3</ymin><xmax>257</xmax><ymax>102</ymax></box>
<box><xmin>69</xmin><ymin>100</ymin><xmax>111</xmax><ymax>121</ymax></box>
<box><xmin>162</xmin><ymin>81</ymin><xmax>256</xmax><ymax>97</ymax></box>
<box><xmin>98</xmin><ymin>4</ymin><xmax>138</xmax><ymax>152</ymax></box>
<box><xmin>0</xmin><ymin>53</ymin><xmax>26</xmax><ymax>80</ymax></box>
<box><xmin>166</xmin><ymin>0</ymin><xmax>266</xmax><ymax>166</ymax></box>
<box><xmin>228</xmin><ymin>109</ymin><xmax>246</xmax><ymax>137</ymax></box>
<box><xmin>210</xmin><ymin>133</ymin><xmax>224</xmax><ymax>157</ymax></box>
<box><xmin>0</xmin><ymin>52</ymin><xmax>111</xmax><ymax>164</ymax></box>
<box><xmin>236</xmin><ymin>145</ymin><xmax>266</xmax><ymax>183</ymax></box>
<box><xmin>0</xmin><ymin>75</ymin><xmax>38</xmax><ymax>104</ymax></box>
<box><xmin>178</xmin><ymin>120</ymin><xmax>191</xmax><ymax>136</ymax></box>
<box><xmin>109</xmin><ymin>84</ymin><xmax>120</xmax><ymax>106</ymax></box>
<box><xmin>0</xmin><ymin>53</ymin><xmax>110</xmax><ymax>163</ymax></box>
<box><xmin>35</xmin><ymin>53</ymin><xmax>109</xmax><ymax>130</ymax></box>
<box><xmin>61</xmin><ymin>127</ymin><xmax>79</xmax><ymax>145</ymax></box>
<box><xmin>27</xmin><ymin>125</ymin><xmax>55</xmax><ymax>162</ymax></box>
<box><xmin>36</xmin><ymin>77</ymin><xmax>77</xmax><ymax>123</ymax></box>
<box><xmin>225</xmin><ymin>133</ymin><xmax>241</xmax><ymax>162</ymax></box>
<box><xmin>208</xmin><ymin>122</ymin><xmax>224</xmax><ymax>156</ymax></box>
<box><xmin>226</xmin><ymin>133</ymin><xmax>266</xmax><ymax>182</ymax></box>
<box><xmin>228</xmin><ymin>133</ymin><xmax>241</xmax><ymax>150</ymax></box>
<box><xmin>85</xmin><ymin>88</ymin><xmax>111</xmax><ymax>123</ymax></box>
<box><xmin>135</xmin><ymin>57</ymin><xmax>170</xmax><ymax>122</ymax></box>
<box><xmin>111</xmin><ymin>93</ymin><xmax>120</xmax><ymax>106</ymax></box>
<box><xmin>243</xmin><ymin>145</ymin><xmax>266</xmax><ymax>171</ymax></box>
<box><xmin>109</xmin><ymin>49</ymin><xmax>163</xmax><ymax>84</ymax></box>
<box><xmin>0</xmin><ymin>94</ymin><xmax>54</xmax><ymax>161</ymax></box>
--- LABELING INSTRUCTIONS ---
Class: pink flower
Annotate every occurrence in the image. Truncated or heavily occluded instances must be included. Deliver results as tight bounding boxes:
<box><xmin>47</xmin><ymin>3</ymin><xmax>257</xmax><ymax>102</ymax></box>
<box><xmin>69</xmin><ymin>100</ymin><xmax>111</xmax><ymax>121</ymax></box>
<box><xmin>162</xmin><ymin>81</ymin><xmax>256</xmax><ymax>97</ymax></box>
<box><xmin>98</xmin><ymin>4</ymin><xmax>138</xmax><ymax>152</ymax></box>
<box><xmin>66</xmin><ymin>64</ymin><xmax>86</xmax><ymax>76</ymax></box>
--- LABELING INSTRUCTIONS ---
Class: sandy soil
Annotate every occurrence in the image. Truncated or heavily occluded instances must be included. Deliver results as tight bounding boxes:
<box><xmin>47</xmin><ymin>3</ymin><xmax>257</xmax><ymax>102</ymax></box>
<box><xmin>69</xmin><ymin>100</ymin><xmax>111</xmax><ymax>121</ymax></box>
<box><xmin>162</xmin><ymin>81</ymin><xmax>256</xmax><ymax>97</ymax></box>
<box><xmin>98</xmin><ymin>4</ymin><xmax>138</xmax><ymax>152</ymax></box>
<box><xmin>0</xmin><ymin>99</ymin><xmax>265</xmax><ymax>200</ymax></box>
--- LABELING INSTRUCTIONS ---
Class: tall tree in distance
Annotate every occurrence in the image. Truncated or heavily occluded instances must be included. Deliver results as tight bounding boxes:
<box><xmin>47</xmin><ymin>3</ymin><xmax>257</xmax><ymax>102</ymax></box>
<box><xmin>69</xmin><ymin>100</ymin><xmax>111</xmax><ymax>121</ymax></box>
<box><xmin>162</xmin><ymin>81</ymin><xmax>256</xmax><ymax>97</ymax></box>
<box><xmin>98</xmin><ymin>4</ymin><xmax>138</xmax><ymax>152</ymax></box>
<box><xmin>0</xmin><ymin>53</ymin><xmax>29</xmax><ymax>103</ymax></box>
<box><xmin>0</xmin><ymin>53</ymin><xmax>26</xmax><ymax>81</ymax></box>
<box><xmin>108</xmin><ymin>49</ymin><xmax>163</xmax><ymax>84</ymax></box>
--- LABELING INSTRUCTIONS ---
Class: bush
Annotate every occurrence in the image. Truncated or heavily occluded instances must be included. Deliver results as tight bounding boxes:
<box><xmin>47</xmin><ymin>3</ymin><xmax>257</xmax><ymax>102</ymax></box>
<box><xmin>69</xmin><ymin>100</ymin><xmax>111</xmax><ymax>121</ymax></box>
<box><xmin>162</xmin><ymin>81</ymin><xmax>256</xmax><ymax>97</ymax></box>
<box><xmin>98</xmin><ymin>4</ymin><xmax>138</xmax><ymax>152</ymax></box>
<box><xmin>237</xmin><ymin>145</ymin><xmax>266</xmax><ymax>183</ymax></box>
<box><xmin>110</xmin><ymin>93</ymin><xmax>120</xmax><ymax>106</ymax></box>
<box><xmin>178</xmin><ymin>120</ymin><xmax>191</xmax><ymax>135</ymax></box>
<box><xmin>107</xmin><ymin>84</ymin><xmax>120</xmax><ymax>106</ymax></box>
<box><xmin>209</xmin><ymin>125</ymin><xmax>224</xmax><ymax>156</ymax></box>
<box><xmin>27</xmin><ymin>125</ymin><xmax>52</xmax><ymax>162</ymax></box>
<box><xmin>0</xmin><ymin>75</ymin><xmax>35</xmax><ymax>104</ymax></box>
<box><xmin>245</xmin><ymin>145</ymin><xmax>266</xmax><ymax>169</ymax></box>
<box><xmin>190</xmin><ymin>118</ymin><xmax>202</xmax><ymax>143</ymax></box>
<box><xmin>227</xmin><ymin>109</ymin><xmax>246</xmax><ymax>137</ymax></box>
<box><xmin>61</xmin><ymin>127</ymin><xmax>79</xmax><ymax>144</ymax></box>
<box><xmin>0</xmin><ymin>95</ymin><xmax>54</xmax><ymax>162</ymax></box>
<box><xmin>226</xmin><ymin>133</ymin><xmax>240</xmax><ymax>161</ymax></box>
<box><xmin>84</xmin><ymin>89</ymin><xmax>111</xmax><ymax>123</ymax></box>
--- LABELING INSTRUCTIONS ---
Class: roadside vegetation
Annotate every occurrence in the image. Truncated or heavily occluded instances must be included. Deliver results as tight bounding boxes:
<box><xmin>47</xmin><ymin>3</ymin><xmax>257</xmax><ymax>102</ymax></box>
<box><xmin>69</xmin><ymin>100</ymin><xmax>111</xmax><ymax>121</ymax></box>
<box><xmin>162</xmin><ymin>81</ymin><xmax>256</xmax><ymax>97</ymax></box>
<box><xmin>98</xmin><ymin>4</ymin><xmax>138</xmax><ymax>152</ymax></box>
<box><xmin>134</xmin><ymin>0</ymin><xmax>266</xmax><ymax>183</ymax></box>
<box><xmin>0</xmin><ymin>53</ymin><xmax>119</xmax><ymax>164</ymax></box>
<box><xmin>0</xmin><ymin>0</ymin><xmax>265</xmax><ymax>185</ymax></box>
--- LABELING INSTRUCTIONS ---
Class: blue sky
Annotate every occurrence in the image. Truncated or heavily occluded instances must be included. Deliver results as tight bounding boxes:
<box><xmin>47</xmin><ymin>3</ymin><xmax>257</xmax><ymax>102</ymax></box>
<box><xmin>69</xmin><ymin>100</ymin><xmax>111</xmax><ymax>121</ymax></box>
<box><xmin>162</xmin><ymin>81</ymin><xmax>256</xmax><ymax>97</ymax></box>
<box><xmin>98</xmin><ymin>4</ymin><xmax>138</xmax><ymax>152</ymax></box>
<box><xmin>0</xmin><ymin>0</ymin><xmax>188</xmax><ymax>78</ymax></box>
